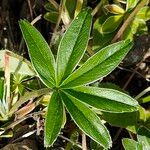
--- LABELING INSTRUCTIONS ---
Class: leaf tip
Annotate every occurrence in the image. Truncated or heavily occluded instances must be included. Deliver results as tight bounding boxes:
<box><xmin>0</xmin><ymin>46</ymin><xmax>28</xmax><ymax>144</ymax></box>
<box><xmin>44</xmin><ymin>134</ymin><xmax>54</xmax><ymax>148</ymax></box>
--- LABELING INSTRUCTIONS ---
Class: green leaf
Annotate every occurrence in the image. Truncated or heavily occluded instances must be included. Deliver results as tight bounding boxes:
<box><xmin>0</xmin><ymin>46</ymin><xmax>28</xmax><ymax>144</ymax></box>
<box><xmin>65</xmin><ymin>0</ymin><xmax>77</xmax><ymax>19</ymax></box>
<box><xmin>44</xmin><ymin>91</ymin><xmax>63</xmax><ymax>147</ymax></box>
<box><xmin>136</xmin><ymin>19</ymin><xmax>148</xmax><ymax>35</ymax></box>
<box><xmin>44</xmin><ymin>12</ymin><xmax>59</xmax><ymax>24</ymax></box>
<box><xmin>64</xmin><ymin>86</ymin><xmax>138</xmax><ymax>113</ymax></box>
<box><xmin>90</xmin><ymin>140</ymin><xmax>104</xmax><ymax>150</ymax></box>
<box><xmin>122</xmin><ymin>17</ymin><xmax>139</xmax><ymax>40</ymax></box>
<box><xmin>130</xmin><ymin>19</ymin><xmax>139</xmax><ymax>34</ymax></box>
<box><xmin>65</xmin><ymin>130</ymin><xmax>80</xmax><ymax>149</ymax></box>
<box><xmin>19</xmin><ymin>20</ymin><xmax>56</xmax><ymax>88</ymax></box>
<box><xmin>56</xmin><ymin>9</ymin><xmax>92</xmax><ymax>85</ymax></box>
<box><xmin>136</xmin><ymin>6</ymin><xmax>150</xmax><ymax>21</ymax></box>
<box><xmin>122</xmin><ymin>138</ymin><xmax>143</xmax><ymax>150</ymax></box>
<box><xmin>44</xmin><ymin>2</ymin><xmax>58</xmax><ymax>12</ymax></box>
<box><xmin>101</xmin><ymin>15</ymin><xmax>123</xmax><ymax>34</ymax></box>
<box><xmin>61</xmin><ymin>40</ymin><xmax>133</xmax><ymax>88</ymax></box>
<box><xmin>74</xmin><ymin>0</ymin><xmax>86</xmax><ymax>17</ymax></box>
<box><xmin>60</xmin><ymin>91</ymin><xmax>112</xmax><ymax>149</ymax></box>
<box><xmin>102</xmin><ymin>111</ymin><xmax>139</xmax><ymax>130</ymax></box>
<box><xmin>126</xmin><ymin>0</ymin><xmax>138</xmax><ymax>11</ymax></box>
<box><xmin>92</xmin><ymin>16</ymin><xmax>116</xmax><ymax>50</ymax></box>
<box><xmin>137</xmin><ymin>126</ymin><xmax>150</xmax><ymax>149</ymax></box>
<box><xmin>98</xmin><ymin>82</ymin><xmax>127</xmax><ymax>93</ymax></box>
<box><xmin>103</xmin><ymin>106</ymin><xmax>147</xmax><ymax>134</ymax></box>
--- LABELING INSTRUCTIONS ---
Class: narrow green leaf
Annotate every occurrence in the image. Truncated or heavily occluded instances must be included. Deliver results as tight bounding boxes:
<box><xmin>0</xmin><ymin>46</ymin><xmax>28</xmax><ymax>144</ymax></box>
<box><xmin>65</xmin><ymin>0</ymin><xmax>77</xmax><ymax>19</ymax></box>
<box><xmin>93</xmin><ymin>16</ymin><xmax>116</xmax><ymax>50</ymax></box>
<box><xmin>60</xmin><ymin>91</ymin><xmax>112</xmax><ymax>149</ymax></box>
<box><xmin>74</xmin><ymin>0</ymin><xmax>85</xmax><ymax>17</ymax></box>
<box><xmin>102</xmin><ymin>111</ymin><xmax>138</xmax><ymax>130</ymax></box>
<box><xmin>44</xmin><ymin>2</ymin><xmax>58</xmax><ymax>12</ymax></box>
<box><xmin>137</xmin><ymin>126</ymin><xmax>150</xmax><ymax>149</ymax></box>
<box><xmin>102</xmin><ymin>15</ymin><xmax>123</xmax><ymax>34</ymax></box>
<box><xmin>122</xmin><ymin>138</ymin><xmax>143</xmax><ymax>150</ymax></box>
<box><xmin>19</xmin><ymin>20</ymin><xmax>56</xmax><ymax>88</ymax></box>
<box><xmin>64</xmin><ymin>86</ymin><xmax>138</xmax><ymax>113</ymax></box>
<box><xmin>61</xmin><ymin>40</ymin><xmax>133</xmax><ymax>88</ymax></box>
<box><xmin>90</xmin><ymin>140</ymin><xmax>104</xmax><ymax>150</ymax></box>
<box><xmin>56</xmin><ymin>9</ymin><xmax>92</xmax><ymax>85</ymax></box>
<box><xmin>44</xmin><ymin>12</ymin><xmax>59</xmax><ymax>24</ymax></box>
<box><xmin>44</xmin><ymin>91</ymin><xmax>63</xmax><ymax>147</ymax></box>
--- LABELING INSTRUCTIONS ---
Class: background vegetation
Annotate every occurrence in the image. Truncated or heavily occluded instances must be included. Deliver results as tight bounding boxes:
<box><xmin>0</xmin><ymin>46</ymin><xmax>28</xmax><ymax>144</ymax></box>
<box><xmin>0</xmin><ymin>0</ymin><xmax>149</xmax><ymax>149</ymax></box>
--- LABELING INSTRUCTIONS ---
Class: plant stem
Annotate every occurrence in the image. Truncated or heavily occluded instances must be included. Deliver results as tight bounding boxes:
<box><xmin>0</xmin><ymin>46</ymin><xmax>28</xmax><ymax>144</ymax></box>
<box><xmin>135</xmin><ymin>87</ymin><xmax>150</xmax><ymax>100</ymax></box>
<box><xmin>27</xmin><ymin>0</ymin><xmax>33</xmax><ymax>20</ymax></box>
<box><xmin>59</xmin><ymin>135</ymin><xmax>82</xmax><ymax>149</ymax></box>
<box><xmin>82</xmin><ymin>133</ymin><xmax>87</xmax><ymax>150</ymax></box>
<box><xmin>123</xmin><ymin>69</ymin><xmax>137</xmax><ymax>90</ymax></box>
<box><xmin>91</xmin><ymin>0</ymin><xmax>107</xmax><ymax>16</ymax></box>
<box><xmin>112</xmin><ymin>0</ymin><xmax>148</xmax><ymax>42</ymax></box>
<box><xmin>113</xmin><ymin>128</ymin><xmax>122</xmax><ymax>143</ymax></box>
<box><xmin>4</xmin><ymin>111</ymin><xmax>43</xmax><ymax>131</ymax></box>
<box><xmin>31</xmin><ymin>14</ymin><xmax>42</xmax><ymax>25</ymax></box>
<box><xmin>19</xmin><ymin>14</ymin><xmax>42</xmax><ymax>54</ymax></box>
<box><xmin>50</xmin><ymin>0</ymin><xmax>64</xmax><ymax>46</ymax></box>
<box><xmin>4</xmin><ymin>53</ymin><xmax>11</xmax><ymax>112</ymax></box>
<box><xmin>53</xmin><ymin>0</ymin><xmax>64</xmax><ymax>34</ymax></box>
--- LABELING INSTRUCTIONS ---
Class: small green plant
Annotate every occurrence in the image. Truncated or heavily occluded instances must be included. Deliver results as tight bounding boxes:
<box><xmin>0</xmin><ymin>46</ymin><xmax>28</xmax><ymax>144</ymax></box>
<box><xmin>93</xmin><ymin>0</ymin><xmax>150</xmax><ymax>50</ymax></box>
<box><xmin>0</xmin><ymin>50</ymin><xmax>50</xmax><ymax>138</ymax></box>
<box><xmin>0</xmin><ymin>50</ymin><xmax>35</xmax><ymax>121</ymax></box>
<box><xmin>19</xmin><ymin>9</ymin><xmax>139</xmax><ymax>149</ymax></box>
<box><xmin>122</xmin><ymin>126</ymin><xmax>150</xmax><ymax>150</ymax></box>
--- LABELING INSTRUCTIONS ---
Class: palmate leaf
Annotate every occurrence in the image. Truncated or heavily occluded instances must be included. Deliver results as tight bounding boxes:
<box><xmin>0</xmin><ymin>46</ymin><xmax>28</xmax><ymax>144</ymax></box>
<box><xmin>44</xmin><ymin>91</ymin><xmax>63</xmax><ymax>147</ymax></box>
<box><xmin>60</xmin><ymin>91</ymin><xmax>112</xmax><ymax>149</ymax></box>
<box><xmin>19</xmin><ymin>8</ymin><xmax>138</xmax><ymax>149</ymax></box>
<box><xmin>56</xmin><ymin>8</ymin><xmax>92</xmax><ymax>85</ymax></box>
<box><xmin>61</xmin><ymin>40</ymin><xmax>133</xmax><ymax>88</ymax></box>
<box><xmin>19</xmin><ymin>20</ymin><xmax>56</xmax><ymax>88</ymax></box>
<box><xmin>64</xmin><ymin>86</ymin><xmax>138</xmax><ymax>113</ymax></box>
